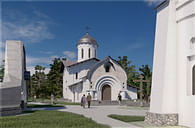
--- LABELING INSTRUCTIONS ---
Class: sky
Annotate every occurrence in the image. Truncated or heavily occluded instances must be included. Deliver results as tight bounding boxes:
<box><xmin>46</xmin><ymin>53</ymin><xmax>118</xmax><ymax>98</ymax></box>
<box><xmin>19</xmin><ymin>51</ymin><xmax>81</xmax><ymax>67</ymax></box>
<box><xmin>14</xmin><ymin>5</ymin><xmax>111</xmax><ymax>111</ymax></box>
<box><xmin>0</xmin><ymin>0</ymin><xmax>162</xmax><ymax>74</ymax></box>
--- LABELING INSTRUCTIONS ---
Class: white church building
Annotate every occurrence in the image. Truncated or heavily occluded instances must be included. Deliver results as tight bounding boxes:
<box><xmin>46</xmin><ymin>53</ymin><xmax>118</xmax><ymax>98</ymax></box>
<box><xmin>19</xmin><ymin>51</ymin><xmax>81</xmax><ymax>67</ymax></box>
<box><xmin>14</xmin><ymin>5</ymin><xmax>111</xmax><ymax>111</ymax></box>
<box><xmin>145</xmin><ymin>0</ymin><xmax>195</xmax><ymax>128</ymax></box>
<box><xmin>62</xmin><ymin>31</ymin><xmax>137</xmax><ymax>102</ymax></box>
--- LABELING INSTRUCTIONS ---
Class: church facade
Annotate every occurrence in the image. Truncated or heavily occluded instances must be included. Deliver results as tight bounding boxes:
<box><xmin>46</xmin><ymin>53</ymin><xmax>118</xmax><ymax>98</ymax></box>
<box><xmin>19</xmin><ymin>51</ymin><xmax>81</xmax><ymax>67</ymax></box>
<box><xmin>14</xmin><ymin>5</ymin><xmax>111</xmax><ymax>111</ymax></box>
<box><xmin>62</xmin><ymin>32</ymin><xmax>137</xmax><ymax>102</ymax></box>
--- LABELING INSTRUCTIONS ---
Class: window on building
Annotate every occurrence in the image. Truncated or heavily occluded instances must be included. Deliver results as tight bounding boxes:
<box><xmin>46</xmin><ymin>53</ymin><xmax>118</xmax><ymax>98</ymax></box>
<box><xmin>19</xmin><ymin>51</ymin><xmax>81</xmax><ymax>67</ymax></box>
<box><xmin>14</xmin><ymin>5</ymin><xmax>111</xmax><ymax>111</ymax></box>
<box><xmin>88</xmin><ymin>48</ymin><xmax>91</xmax><ymax>58</ymax></box>
<box><xmin>193</xmin><ymin>65</ymin><xmax>195</xmax><ymax>95</ymax></box>
<box><xmin>81</xmin><ymin>49</ymin><xmax>84</xmax><ymax>59</ymax></box>
<box><xmin>76</xmin><ymin>72</ymin><xmax>78</xmax><ymax>79</ymax></box>
<box><xmin>105</xmin><ymin>65</ymin><xmax>110</xmax><ymax>72</ymax></box>
<box><xmin>95</xmin><ymin>49</ymin><xmax>96</xmax><ymax>57</ymax></box>
<box><xmin>104</xmin><ymin>62</ymin><xmax>112</xmax><ymax>72</ymax></box>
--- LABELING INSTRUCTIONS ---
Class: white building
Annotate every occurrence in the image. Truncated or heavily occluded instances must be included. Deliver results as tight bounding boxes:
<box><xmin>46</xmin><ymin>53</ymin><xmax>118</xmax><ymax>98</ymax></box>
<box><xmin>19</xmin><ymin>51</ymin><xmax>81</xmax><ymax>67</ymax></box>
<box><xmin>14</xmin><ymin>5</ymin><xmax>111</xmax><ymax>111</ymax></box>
<box><xmin>62</xmin><ymin>32</ymin><xmax>137</xmax><ymax>102</ymax></box>
<box><xmin>145</xmin><ymin>0</ymin><xmax>195</xmax><ymax>128</ymax></box>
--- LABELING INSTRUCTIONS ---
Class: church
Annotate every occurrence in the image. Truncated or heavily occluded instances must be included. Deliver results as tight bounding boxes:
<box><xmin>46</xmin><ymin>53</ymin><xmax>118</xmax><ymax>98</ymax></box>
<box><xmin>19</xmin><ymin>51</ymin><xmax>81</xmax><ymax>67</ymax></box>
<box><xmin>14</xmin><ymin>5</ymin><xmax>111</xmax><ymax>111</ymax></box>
<box><xmin>62</xmin><ymin>31</ymin><xmax>137</xmax><ymax>102</ymax></box>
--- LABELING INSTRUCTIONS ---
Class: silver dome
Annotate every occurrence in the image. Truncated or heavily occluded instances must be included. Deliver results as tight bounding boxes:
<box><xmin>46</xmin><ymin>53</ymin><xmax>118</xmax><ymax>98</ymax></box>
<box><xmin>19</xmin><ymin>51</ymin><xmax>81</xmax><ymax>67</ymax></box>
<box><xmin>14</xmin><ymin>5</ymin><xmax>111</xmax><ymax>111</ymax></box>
<box><xmin>77</xmin><ymin>33</ymin><xmax>98</xmax><ymax>46</ymax></box>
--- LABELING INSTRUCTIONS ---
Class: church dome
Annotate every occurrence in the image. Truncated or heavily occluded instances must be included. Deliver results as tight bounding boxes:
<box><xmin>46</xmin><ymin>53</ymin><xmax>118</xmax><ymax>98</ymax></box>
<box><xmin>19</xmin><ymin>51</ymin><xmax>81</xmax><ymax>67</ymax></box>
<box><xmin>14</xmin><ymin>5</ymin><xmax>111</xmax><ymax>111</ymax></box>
<box><xmin>77</xmin><ymin>32</ymin><xmax>98</xmax><ymax>46</ymax></box>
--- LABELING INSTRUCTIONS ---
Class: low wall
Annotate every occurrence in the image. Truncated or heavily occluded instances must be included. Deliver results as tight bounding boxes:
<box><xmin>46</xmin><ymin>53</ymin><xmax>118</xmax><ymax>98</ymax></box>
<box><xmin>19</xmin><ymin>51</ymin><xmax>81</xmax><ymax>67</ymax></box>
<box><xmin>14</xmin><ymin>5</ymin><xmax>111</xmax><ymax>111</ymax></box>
<box><xmin>144</xmin><ymin>112</ymin><xmax>178</xmax><ymax>126</ymax></box>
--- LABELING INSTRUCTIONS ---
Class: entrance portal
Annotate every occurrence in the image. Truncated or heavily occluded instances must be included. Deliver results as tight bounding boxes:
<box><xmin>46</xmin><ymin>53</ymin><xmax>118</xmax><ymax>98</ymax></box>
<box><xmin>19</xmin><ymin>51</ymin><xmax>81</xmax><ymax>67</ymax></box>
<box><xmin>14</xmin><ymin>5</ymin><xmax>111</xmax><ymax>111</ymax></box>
<box><xmin>102</xmin><ymin>85</ymin><xmax>111</xmax><ymax>100</ymax></box>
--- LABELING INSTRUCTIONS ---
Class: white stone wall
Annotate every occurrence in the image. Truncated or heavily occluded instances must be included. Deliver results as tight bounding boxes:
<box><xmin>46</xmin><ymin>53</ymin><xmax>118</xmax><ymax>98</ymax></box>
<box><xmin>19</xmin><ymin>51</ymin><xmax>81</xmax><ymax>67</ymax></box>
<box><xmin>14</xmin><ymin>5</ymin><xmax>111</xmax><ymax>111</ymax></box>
<box><xmin>176</xmin><ymin>0</ymin><xmax>195</xmax><ymax>127</ymax></box>
<box><xmin>77</xmin><ymin>44</ymin><xmax>97</xmax><ymax>62</ymax></box>
<box><xmin>150</xmin><ymin>0</ymin><xmax>177</xmax><ymax>114</ymax></box>
<box><xmin>150</xmin><ymin>0</ymin><xmax>195</xmax><ymax>127</ymax></box>
<box><xmin>63</xmin><ymin>59</ymin><xmax>98</xmax><ymax>101</ymax></box>
<box><xmin>89</xmin><ymin>58</ymin><xmax>137</xmax><ymax>101</ymax></box>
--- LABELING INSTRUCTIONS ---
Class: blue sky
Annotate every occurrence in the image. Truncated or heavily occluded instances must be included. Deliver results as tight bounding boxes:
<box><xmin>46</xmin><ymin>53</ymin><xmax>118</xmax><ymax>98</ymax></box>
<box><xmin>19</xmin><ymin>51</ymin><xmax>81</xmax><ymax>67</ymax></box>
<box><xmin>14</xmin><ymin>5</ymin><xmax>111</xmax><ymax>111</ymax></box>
<box><xmin>0</xmin><ymin>0</ymin><xmax>161</xmax><ymax>74</ymax></box>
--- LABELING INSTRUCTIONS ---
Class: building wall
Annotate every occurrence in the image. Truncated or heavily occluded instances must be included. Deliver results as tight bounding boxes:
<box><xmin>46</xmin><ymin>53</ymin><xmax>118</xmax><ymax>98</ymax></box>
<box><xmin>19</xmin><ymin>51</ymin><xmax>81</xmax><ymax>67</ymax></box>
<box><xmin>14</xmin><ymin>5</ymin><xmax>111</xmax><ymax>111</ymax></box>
<box><xmin>63</xmin><ymin>59</ymin><xmax>98</xmax><ymax>101</ymax></box>
<box><xmin>77</xmin><ymin>44</ymin><xmax>97</xmax><ymax>62</ymax></box>
<box><xmin>150</xmin><ymin>0</ymin><xmax>195</xmax><ymax>127</ymax></box>
<box><xmin>150</xmin><ymin>1</ymin><xmax>177</xmax><ymax>113</ymax></box>
<box><xmin>89</xmin><ymin>59</ymin><xmax>129</xmax><ymax>101</ymax></box>
<box><xmin>176</xmin><ymin>0</ymin><xmax>195</xmax><ymax>127</ymax></box>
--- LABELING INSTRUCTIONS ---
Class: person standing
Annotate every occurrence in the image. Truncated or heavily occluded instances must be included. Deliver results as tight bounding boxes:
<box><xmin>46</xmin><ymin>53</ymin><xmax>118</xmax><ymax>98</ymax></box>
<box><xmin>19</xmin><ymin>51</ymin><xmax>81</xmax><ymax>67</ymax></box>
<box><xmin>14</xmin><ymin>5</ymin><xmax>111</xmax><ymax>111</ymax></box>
<box><xmin>81</xmin><ymin>94</ymin><xmax>86</xmax><ymax>108</ymax></box>
<box><xmin>118</xmin><ymin>93</ymin><xmax>122</xmax><ymax>105</ymax></box>
<box><xmin>86</xmin><ymin>93</ymin><xmax>92</xmax><ymax>108</ymax></box>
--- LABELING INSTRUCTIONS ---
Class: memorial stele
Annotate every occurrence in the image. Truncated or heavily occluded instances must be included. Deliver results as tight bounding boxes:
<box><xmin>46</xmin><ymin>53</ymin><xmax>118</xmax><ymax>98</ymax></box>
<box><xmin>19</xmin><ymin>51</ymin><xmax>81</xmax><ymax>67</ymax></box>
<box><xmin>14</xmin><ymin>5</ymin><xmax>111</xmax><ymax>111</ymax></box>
<box><xmin>0</xmin><ymin>40</ymin><xmax>29</xmax><ymax>116</ymax></box>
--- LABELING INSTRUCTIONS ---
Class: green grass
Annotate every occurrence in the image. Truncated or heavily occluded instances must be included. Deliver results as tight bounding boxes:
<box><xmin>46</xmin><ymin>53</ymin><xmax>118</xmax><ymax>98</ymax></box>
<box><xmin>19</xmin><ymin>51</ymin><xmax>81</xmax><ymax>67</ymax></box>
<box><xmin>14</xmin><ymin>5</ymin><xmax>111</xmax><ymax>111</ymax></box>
<box><xmin>108</xmin><ymin>114</ymin><xmax>145</xmax><ymax>122</ymax></box>
<box><xmin>27</xmin><ymin>104</ymin><xmax>64</xmax><ymax>108</ymax></box>
<box><xmin>0</xmin><ymin>111</ymin><xmax>110</xmax><ymax>128</ymax></box>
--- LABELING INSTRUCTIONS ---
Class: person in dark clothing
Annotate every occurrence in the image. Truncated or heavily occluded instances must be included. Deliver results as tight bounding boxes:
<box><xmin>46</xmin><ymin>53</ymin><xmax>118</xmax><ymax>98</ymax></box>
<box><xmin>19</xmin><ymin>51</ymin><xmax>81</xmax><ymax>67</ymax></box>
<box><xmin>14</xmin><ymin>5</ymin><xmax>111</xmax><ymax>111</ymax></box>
<box><xmin>118</xmin><ymin>93</ymin><xmax>122</xmax><ymax>105</ymax></box>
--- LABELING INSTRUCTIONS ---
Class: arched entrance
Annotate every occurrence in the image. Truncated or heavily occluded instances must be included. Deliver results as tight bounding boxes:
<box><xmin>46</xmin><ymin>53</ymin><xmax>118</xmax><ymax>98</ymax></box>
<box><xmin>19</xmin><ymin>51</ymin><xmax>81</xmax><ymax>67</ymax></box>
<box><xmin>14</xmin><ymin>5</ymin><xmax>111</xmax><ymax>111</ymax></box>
<box><xmin>102</xmin><ymin>85</ymin><xmax>111</xmax><ymax>100</ymax></box>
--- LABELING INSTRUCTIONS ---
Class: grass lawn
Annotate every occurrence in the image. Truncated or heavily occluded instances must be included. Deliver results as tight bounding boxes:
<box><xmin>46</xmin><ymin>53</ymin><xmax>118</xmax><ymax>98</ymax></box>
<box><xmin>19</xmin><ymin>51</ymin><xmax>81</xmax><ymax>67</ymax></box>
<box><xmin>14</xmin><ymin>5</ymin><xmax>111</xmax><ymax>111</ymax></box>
<box><xmin>0</xmin><ymin>111</ymin><xmax>110</xmax><ymax>128</ymax></box>
<box><xmin>108</xmin><ymin>114</ymin><xmax>145</xmax><ymax>122</ymax></box>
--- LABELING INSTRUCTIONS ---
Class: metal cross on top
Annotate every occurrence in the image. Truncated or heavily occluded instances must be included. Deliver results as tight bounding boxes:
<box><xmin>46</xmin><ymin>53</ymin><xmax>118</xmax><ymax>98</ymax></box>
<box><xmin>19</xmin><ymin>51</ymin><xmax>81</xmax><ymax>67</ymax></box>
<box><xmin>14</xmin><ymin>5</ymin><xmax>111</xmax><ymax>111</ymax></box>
<box><xmin>86</xmin><ymin>26</ymin><xmax>89</xmax><ymax>34</ymax></box>
<box><xmin>133</xmin><ymin>75</ymin><xmax>150</xmax><ymax>104</ymax></box>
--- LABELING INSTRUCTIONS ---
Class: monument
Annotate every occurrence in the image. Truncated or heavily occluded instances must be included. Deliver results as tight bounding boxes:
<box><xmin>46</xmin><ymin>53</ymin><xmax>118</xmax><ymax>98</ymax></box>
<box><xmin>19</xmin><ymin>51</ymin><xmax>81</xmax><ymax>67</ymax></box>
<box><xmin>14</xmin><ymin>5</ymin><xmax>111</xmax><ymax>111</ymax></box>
<box><xmin>145</xmin><ymin>0</ymin><xmax>195</xmax><ymax>128</ymax></box>
<box><xmin>0</xmin><ymin>40</ymin><xmax>29</xmax><ymax>116</ymax></box>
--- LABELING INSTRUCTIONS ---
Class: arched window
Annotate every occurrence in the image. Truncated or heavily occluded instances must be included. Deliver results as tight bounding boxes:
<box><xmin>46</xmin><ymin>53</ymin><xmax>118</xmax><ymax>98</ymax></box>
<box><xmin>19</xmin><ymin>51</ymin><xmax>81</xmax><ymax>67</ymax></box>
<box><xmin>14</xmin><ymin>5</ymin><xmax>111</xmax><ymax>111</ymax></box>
<box><xmin>88</xmin><ymin>48</ymin><xmax>91</xmax><ymax>58</ymax></box>
<box><xmin>81</xmin><ymin>49</ymin><xmax>84</xmax><ymax>59</ymax></box>
<box><xmin>95</xmin><ymin>49</ymin><xmax>96</xmax><ymax>57</ymax></box>
<box><xmin>104</xmin><ymin>62</ymin><xmax>111</xmax><ymax>72</ymax></box>
<box><xmin>76</xmin><ymin>72</ymin><xmax>78</xmax><ymax>79</ymax></box>
<box><xmin>193</xmin><ymin>65</ymin><xmax>195</xmax><ymax>95</ymax></box>
<box><xmin>105</xmin><ymin>65</ymin><xmax>110</xmax><ymax>72</ymax></box>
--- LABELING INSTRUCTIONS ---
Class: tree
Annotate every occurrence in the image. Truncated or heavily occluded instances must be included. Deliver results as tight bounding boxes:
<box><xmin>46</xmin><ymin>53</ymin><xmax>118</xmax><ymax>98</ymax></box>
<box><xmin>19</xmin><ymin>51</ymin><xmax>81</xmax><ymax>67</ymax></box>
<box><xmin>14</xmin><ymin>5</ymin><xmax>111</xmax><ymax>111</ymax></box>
<box><xmin>47</xmin><ymin>58</ymin><xmax>64</xmax><ymax>98</ymax></box>
<box><xmin>0</xmin><ymin>60</ymin><xmax>5</xmax><ymax>82</ymax></box>
<box><xmin>117</xmin><ymin>56</ymin><xmax>139</xmax><ymax>86</ymax></box>
<box><xmin>30</xmin><ymin>65</ymin><xmax>47</xmax><ymax>98</ymax></box>
<box><xmin>139</xmin><ymin>64</ymin><xmax>152</xmax><ymax>103</ymax></box>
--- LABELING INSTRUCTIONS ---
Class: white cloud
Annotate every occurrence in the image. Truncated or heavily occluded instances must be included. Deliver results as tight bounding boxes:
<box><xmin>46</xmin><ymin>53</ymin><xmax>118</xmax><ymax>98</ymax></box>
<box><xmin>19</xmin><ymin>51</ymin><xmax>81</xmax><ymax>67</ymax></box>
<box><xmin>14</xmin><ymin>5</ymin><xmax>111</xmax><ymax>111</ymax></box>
<box><xmin>27</xmin><ymin>56</ymin><xmax>51</xmax><ymax>65</ymax></box>
<box><xmin>26</xmin><ymin>55</ymin><xmax>57</xmax><ymax>75</ymax></box>
<box><xmin>26</xmin><ymin>55</ymin><xmax>58</xmax><ymax>65</ymax></box>
<box><xmin>27</xmin><ymin>66</ymin><xmax>50</xmax><ymax>75</ymax></box>
<box><xmin>143</xmin><ymin>0</ymin><xmax>163</xmax><ymax>6</ymax></box>
<box><xmin>63</xmin><ymin>51</ymin><xmax>76</xmax><ymax>59</ymax></box>
<box><xmin>2</xmin><ymin>9</ymin><xmax>54</xmax><ymax>43</ymax></box>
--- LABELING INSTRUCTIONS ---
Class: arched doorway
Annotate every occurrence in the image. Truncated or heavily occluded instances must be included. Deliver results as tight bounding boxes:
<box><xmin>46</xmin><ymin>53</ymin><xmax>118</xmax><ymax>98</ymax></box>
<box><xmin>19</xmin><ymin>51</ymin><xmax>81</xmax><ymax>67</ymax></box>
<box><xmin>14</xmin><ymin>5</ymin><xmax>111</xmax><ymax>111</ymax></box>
<box><xmin>102</xmin><ymin>85</ymin><xmax>111</xmax><ymax>100</ymax></box>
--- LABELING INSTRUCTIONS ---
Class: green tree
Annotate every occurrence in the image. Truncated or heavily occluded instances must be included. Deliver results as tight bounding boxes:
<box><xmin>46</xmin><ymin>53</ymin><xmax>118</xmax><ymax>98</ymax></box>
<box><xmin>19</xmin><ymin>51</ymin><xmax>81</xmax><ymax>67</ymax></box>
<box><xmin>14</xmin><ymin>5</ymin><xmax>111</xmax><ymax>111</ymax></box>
<box><xmin>47</xmin><ymin>58</ymin><xmax>64</xmax><ymax>98</ymax></box>
<box><xmin>30</xmin><ymin>65</ymin><xmax>47</xmax><ymax>98</ymax></box>
<box><xmin>117</xmin><ymin>56</ymin><xmax>139</xmax><ymax>86</ymax></box>
<box><xmin>139</xmin><ymin>64</ymin><xmax>152</xmax><ymax>103</ymax></box>
<box><xmin>0</xmin><ymin>60</ymin><xmax>5</xmax><ymax>82</ymax></box>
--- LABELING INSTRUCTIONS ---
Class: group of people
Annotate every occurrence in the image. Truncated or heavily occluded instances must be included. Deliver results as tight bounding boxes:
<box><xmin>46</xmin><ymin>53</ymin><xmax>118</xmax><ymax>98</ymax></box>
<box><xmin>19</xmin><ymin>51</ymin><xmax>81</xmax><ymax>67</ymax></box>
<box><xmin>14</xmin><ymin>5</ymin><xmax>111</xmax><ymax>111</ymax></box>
<box><xmin>81</xmin><ymin>93</ymin><xmax>122</xmax><ymax>108</ymax></box>
<box><xmin>81</xmin><ymin>93</ymin><xmax>92</xmax><ymax>108</ymax></box>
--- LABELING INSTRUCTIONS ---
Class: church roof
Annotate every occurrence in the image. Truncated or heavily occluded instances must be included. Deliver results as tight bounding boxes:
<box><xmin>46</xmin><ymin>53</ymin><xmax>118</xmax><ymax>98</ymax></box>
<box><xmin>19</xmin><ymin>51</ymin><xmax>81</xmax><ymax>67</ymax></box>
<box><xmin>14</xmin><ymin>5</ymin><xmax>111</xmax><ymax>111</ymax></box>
<box><xmin>62</xmin><ymin>58</ymin><xmax>100</xmax><ymax>68</ymax></box>
<box><xmin>86</xmin><ymin>56</ymin><xmax>128</xmax><ymax>80</ymax></box>
<box><xmin>62</xmin><ymin>60</ymin><xmax>77</xmax><ymax>67</ymax></box>
<box><xmin>77</xmin><ymin>32</ymin><xmax>98</xmax><ymax>46</ymax></box>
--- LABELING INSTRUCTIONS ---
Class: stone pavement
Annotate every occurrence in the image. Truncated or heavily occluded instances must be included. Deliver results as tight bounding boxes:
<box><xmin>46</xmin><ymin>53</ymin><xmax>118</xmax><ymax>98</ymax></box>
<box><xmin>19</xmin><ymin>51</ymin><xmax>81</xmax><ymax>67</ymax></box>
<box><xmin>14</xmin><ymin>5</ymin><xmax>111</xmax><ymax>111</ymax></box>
<box><xmin>59</xmin><ymin>105</ymin><xmax>148</xmax><ymax>128</ymax></box>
